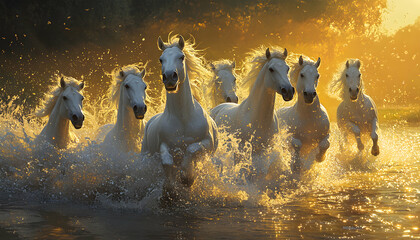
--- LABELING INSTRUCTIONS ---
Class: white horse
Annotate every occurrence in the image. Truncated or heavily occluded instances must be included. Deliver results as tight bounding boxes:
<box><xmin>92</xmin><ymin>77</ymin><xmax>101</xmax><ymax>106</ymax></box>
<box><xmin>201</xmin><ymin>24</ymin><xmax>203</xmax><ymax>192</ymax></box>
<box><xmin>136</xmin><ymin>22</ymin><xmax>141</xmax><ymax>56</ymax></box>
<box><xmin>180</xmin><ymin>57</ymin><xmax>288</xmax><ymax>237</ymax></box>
<box><xmin>329</xmin><ymin>59</ymin><xmax>379</xmax><ymax>156</ymax></box>
<box><xmin>210</xmin><ymin>47</ymin><xmax>294</xmax><ymax>156</ymax></box>
<box><xmin>101</xmin><ymin>65</ymin><xmax>147</xmax><ymax>152</ymax></box>
<box><xmin>35</xmin><ymin>76</ymin><xmax>85</xmax><ymax>149</ymax></box>
<box><xmin>277</xmin><ymin>55</ymin><xmax>330</xmax><ymax>173</ymax></box>
<box><xmin>205</xmin><ymin>60</ymin><xmax>239</xmax><ymax>108</ymax></box>
<box><xmin>141</xmin><ymin>35</ymin><xmax>218</xmax><ymax>188</ymax></box>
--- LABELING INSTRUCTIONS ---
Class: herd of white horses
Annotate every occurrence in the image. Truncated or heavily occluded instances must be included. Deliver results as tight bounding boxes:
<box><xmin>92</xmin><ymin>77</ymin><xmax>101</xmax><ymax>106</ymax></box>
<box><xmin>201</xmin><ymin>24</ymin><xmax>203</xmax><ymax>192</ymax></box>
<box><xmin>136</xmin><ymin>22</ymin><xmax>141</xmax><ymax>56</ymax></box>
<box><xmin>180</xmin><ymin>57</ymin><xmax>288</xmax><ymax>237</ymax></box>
<box><xmin>34</xmin><ymin>34</ymin><xmax>380</xmax><ymax>191</ymax></box>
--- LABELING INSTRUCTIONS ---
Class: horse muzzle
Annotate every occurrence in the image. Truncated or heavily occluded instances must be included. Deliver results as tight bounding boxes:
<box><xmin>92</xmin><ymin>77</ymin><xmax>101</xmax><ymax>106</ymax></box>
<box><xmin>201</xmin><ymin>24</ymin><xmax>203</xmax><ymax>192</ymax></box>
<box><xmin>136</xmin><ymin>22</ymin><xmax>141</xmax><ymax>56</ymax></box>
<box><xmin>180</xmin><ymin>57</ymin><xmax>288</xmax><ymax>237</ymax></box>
<box><xmin>133</xmin><ymin>104</ymin><xmax>147</xmax><ymax>119</ymax></box>
<box><xmin>349</xmin><ymin>88</ymin><xmax>359</xmax><ymax>101</ymax></box>
<box><xmin>278</xmin><ymin>86</ymin><xmax>295</xmax><ymax>101</ymax></box>
<box><xmin>303</xmin><ymin>91</ymin><xmax>317</xmax><ymax>104</ymax></box>
<box><xmin>71</xmin><ymin>114</ymin><xmax>84</xmax><ymax>129</ymax></box>
<box><xmin>163</xmin><ymin>71</ymin><xmax>179</xmax><ymax>92</ymax></box>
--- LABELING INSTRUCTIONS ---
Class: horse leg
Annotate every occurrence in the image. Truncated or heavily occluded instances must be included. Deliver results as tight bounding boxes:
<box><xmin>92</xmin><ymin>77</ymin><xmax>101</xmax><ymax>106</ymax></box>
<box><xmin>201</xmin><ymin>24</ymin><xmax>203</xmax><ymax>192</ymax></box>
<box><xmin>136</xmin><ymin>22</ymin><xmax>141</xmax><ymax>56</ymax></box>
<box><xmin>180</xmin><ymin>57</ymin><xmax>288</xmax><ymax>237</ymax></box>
<box><xmin>160</xmin><ymin>143</ymin><xmax>176</xmax><ymax>194</ymax></box>
<box><xmin>316</xmin><ymin>134</ymin><xmax>330</xmax><ymax>162</ymax></box>
<box><xmin>290</xmin><ymin>137</ymin><xmax>302</xmax><ymax>174</ymax></box>
<box><xmin>181</xmin><ymin>139</ymin><xmax>210</xmax><ymax>187</ymax></box>
<box><xmin>344</xmin><ymin>121</ymin><xmax>364</xmax><ymax>151</ymax></box>
<box><xmin>371</xmin><ymin>118</ymin><xmax>380</xmax><ymax>156</ymax></box>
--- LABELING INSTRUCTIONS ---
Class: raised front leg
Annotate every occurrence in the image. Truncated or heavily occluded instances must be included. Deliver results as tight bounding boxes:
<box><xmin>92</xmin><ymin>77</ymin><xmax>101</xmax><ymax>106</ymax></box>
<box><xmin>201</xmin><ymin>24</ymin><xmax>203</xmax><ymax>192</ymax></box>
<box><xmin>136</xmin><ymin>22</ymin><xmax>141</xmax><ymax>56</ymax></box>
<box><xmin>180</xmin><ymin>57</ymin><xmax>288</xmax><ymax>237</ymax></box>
<box><xmin>316</xmin><ymin>134</ymin><xmax>330</xmax><ymax>162</ymax></box>
<box><xmin>371</xmin><ymin>118</ymin><xmax>379</xmax><ymax>156</ymax></box>
<box><xmin>180</xmin><ymin>137</ymin><xmax>212</xmax><ymax>187</ymax></box>
<box><xmin>344</xmin><ymin>121</ymin><xmax>364</xmax><ymax>151</ymax></box>
<box><xmin>290</xmin><ymin>137</ymin><xmax>302</xmax><ymax>174</ymax></box>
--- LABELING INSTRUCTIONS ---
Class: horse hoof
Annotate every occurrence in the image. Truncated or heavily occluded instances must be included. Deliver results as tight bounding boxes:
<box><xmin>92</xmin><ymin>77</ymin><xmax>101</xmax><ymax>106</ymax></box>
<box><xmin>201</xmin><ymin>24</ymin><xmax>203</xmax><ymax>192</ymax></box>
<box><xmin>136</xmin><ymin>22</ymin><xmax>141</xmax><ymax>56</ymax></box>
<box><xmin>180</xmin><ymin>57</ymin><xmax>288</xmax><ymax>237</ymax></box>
<box><xmin>371</xmin><ymin>145</ymin><xmax>380</xmax><ymax>156</ymax></box>
<box><xmin>357</xmin><ymin>143</ymin><xmax>365</xmax><ymax>151</ymax></box>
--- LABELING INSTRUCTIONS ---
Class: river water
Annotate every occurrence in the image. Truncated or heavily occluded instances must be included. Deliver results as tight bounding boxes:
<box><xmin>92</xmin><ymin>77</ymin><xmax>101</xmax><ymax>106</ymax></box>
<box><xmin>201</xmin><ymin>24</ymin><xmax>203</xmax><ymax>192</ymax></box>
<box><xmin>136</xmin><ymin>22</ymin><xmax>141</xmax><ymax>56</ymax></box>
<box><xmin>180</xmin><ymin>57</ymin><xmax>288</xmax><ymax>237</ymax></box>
<box><xmin>0</xmin><ymin>100</ymin><xmax>419</xmax><ymax>239</ymax></box>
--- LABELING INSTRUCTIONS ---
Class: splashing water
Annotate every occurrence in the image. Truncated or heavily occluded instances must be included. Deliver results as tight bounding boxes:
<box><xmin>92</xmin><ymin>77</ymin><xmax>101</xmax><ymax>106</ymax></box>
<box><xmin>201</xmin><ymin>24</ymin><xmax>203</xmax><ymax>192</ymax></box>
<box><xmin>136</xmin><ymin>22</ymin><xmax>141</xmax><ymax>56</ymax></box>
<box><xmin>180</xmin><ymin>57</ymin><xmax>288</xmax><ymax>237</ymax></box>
<box><xmin>0</xmin><ymin>96</ymin><xmax>419</xmax><ymax>238</ymax></box>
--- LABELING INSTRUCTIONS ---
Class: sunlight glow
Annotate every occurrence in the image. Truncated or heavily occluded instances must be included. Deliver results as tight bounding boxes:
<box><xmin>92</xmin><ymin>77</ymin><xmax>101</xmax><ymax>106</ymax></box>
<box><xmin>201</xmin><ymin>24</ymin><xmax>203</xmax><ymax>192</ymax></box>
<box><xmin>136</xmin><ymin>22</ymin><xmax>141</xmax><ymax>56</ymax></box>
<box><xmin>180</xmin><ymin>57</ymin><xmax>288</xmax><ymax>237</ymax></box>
<box><xmin>380</xmin><ymin>0</ymin><xmax>420</xmax><ymax>34</ymax></box>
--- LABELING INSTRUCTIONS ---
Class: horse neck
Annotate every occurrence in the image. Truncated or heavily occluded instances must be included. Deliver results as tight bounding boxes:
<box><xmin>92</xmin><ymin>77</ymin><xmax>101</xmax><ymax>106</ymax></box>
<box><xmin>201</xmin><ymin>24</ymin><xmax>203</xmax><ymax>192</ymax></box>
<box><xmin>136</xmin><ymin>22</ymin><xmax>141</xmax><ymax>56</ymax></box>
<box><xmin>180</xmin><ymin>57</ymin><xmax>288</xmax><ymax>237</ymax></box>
<box><xmin>165</xmin><ymin>72</ymin><xmax>195</xmax><ymax>119</ymax></box>
<box><xmin>242</xmin><ymin>68</ymin><xmax>276</xmax><ymax>126</ymax></box>
<box><xmin>296</xmin><ymin>93</ymin><xmax>321</xmax><ymax>114</ymax></box>
<box><xmin>43</xmin><ymin>99</ymin><xmax>71</xmax><ymax>145</ymax></box>
<box><xmin>115</xmin><ymin>91</ymin><xmax>142</xmax><ymax>138</ymax></box>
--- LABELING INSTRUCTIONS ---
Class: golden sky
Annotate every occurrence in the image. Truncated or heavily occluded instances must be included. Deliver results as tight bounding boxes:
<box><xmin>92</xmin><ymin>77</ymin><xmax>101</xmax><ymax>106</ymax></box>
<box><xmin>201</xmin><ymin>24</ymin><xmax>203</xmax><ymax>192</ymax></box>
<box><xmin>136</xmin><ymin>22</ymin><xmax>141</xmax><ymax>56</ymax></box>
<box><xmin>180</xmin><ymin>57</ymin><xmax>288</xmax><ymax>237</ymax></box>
<box><xmin>381</xmin><ymin>0</ymin><xmax>420</xmax><ymax>34</ymax></box>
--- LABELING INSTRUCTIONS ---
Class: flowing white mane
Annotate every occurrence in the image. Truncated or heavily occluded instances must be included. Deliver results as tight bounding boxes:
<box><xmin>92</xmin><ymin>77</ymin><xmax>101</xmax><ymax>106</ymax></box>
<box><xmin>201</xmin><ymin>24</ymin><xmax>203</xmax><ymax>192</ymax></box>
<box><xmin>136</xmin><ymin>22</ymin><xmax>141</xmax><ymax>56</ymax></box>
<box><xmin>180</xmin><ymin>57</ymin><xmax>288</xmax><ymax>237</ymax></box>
<box><xmin>108</xmin><ymin>63</ymin><xmax>148</xmax><ymax>106</ymax></box>
<box><xmin>328</xmin><ymin>59</ymin><xmax>364</xmax><ymax>100</ymax></box>
<box><xmin>35</xmin><ymin>75</ymin><xmax>83</xmax><ymax>117</ymax></box>
<box><xmin>241</xmin><ymin>46</ymin><xmax>287</xmax><ymax>92</ymax></box>
<box><xmin>161</xmin><ymin>34</ymin><xmax>211</xmax><ymax>103</ymax></box>
<box><xmin>204</xmin><ymin>59</ymin><xmax>237</xmax><ymax>97</ymax></box>
<box><xmin>288</xmin><ymin>54</ymin><xmax>318</xmax><ymax>87</ymax></box>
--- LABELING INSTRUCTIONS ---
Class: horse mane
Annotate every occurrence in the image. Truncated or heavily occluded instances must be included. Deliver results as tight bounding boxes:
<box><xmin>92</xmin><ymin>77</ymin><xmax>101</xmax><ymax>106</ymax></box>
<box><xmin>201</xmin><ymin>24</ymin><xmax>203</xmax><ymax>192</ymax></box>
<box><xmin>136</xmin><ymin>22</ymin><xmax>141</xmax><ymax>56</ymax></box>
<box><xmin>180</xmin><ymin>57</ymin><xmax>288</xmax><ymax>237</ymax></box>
<box><xmin>35</xmin><ymin>75</ymin><xmax>83</xmax><ymax>117</ymax></box>
<box><xmin>162</xmin><ymin>34</ymin><xmax>211</xmax><ymax>104</ymax></box>
<box><xmin>108</xmin><ymin>63</ymin><xmax>148</xmax><ymax>106</ymax></box>
<box><xmin>288</xmin><ymin>54</ymin><xmax>318</xmax><ymax>87</ymax></box>
<box><xmin>328</xmin><ymin>59</ymin><xmax>364</xmax><ymax>100</ymax></box>
<box><xmin>204</xmin><ymin>59</ymin><xmax>237</xmax><ymax>97</ymax></box>
<box><xmin>241</xmin><ymin>46</ymin><xmax>287</xmax><ymax>93</ymax></box>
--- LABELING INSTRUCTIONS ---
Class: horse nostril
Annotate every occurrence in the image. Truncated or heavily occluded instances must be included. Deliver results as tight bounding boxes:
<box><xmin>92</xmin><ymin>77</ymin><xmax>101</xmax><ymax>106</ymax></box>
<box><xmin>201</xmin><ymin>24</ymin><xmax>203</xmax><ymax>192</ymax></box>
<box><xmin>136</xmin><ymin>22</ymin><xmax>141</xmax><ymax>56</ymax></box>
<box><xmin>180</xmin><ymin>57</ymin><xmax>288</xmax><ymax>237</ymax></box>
<box><xmin>82</xmin><ymin>115</ymin><xmax>85</xmax><ymax>121</ymax></box>
<box><xmin>303</xmin><ymin>92</ymin><xmax>308</xmax><ymax>96</ymax></box>
<box><xmin>162</xmin><ymin>74</ymin><xmax>166</xmax><ymax>82</ymax></box>
<box><xmin>144</xmin><ymin>105</ymin><xmax>147</xmax><ymax>113</ymax></box>
<box><xmin>349</xmin><ymin>87</ymin><xmax>352</xmax><ymax>92</ymax></box>
<box><xmin>281</xmin><ymin>88</ymin><xmax>287</xmax><ymax>94</ymax></box>
<box><xmin>72</xmin><ymin>114</ymin><xmax>78</xmax><ymax>121</ymax></box>
<box><xmin>292</xmin><ymin>87</ymin><xmax>295</xmax><ymax>95</ymax></box>
<box><xmin>133</xmin><ymin>105</ymin><xmax>138</xmax><ymax>112</ymax></box>
<box><xmin>356</xmin><ymin>87</ymin><xmax>359</xmax><ymax>93</ymax></box>
<box><xmin>313</xmin><ymin>92</ymin><xmax>317</xmax><ymax>97</ymax></box>
<box><xmin>227</xmin><ymin>97</ymin><xmax>232</xmax><ymax>102</ymax></box>
<box><xmin>173</xmin><ymin>72</ymin><xmax>178</xmax><ymax>79</ymax></box>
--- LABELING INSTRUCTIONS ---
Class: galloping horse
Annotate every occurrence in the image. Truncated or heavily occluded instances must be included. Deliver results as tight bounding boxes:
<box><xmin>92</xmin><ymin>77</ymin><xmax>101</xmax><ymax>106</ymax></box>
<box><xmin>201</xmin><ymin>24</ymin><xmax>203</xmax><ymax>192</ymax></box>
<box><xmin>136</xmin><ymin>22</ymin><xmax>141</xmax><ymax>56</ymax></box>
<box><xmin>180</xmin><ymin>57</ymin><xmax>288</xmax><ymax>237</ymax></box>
<box><xmin>210</xmin><ymin>47</ymin><xmax>294</xmax><ymax>157</ymax></box>
<box><xmin>329</xmin><ymin>59</ymin><xmax>379</xmax><ymax>156</ymax></box>
<box><xmin>277</xmin><ymin>56</ymin><xmax>330</xmax><ymax>173</ymax></box>
<box><xmin>101</xmin><ymin>65</ymin><xmax>147</xmax><ymax>152</ymax></box>
<box><xmin>141</xmin><ymin>35</ymin><xmax>218</xmax><ymax>189</ymax></box>
<box><xmin>35</xmin><ymin>76</ymin><xmax>85</xmax><ymax>149</ymax></box>
<box><xmin>205</xmin><ymin>60</ymin><xmax>239</xmax><ymax>108</ymax></box>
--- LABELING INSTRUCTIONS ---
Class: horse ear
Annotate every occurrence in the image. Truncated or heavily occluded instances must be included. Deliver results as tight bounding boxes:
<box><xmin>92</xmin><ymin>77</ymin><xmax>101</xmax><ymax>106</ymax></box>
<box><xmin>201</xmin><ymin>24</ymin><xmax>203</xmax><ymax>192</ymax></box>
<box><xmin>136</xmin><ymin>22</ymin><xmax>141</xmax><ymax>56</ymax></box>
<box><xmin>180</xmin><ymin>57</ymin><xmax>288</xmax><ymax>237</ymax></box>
<box><xmin>157</xmin><ymin>36</ymin><xmax>165</xmax><ymax>51</ymax></box>
<box><xmin>177</xmin><ymin>35</ymin><xmax>185</xmax><ymax>50</ymax></box>
<box><xmin>266</xmin><ymin>48</ymin><xmax>271</xmax><ymax>59</ymax></box>
<box><xmin>315</xmin><ymin>57</ymin><xmax>321</xmax><ymax>68</ymax></box>
<box><xmin>209</xmin><ymin>62</ymin><xmax>216</xmax><ymax>71</ymax></box>
<box><xmin>356</xmin><ymin>59</ymin><xmax>361</xmax><ymax>69</ymax></box>
<box><xmin>60</xmin><ymin>77</ymin><xmax>66</xmax><ymax>88</ymax></box>
<box><xmin>119</xmin><ymin>69</ymin><xmax>124</xmax><ymax>77</ymax></box>
<box><xmin>231</xmin><ymin>61</ymin><xmax>236</xmax><ymax>69</ymax></box>
<box><xmin>140</xmin><ymin>68</ymin><xmax>146</xmax><ymax>78</ymax></box>
<box><xmin>346</xmin><ymin>60</ymin><xmax>350</xmax><ymax>68</ymax></box>
<box><xmin>299</xmin><ymin>55</ymin><xmax>304</xmax><ymax>65</ymax></box>
<box><xmin>283</xmin><ymin>48</ymin><xmax>288</xmax><ymax>57</ymax></box>
<box><xmin>79</xmin><ymin>82</ymin><xmax>84</xmax><ymax>90</ymax></box>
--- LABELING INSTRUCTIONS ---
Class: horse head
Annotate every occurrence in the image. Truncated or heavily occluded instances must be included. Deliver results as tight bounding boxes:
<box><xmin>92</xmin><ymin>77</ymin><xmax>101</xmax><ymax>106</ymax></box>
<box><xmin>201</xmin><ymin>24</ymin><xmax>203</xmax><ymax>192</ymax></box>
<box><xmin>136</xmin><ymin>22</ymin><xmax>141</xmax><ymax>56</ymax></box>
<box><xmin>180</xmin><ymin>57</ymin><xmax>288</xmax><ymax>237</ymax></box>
<box><xmin>264</xmin><ymin>48</ymin><xmax>294</xmax><ymax>101</ymax></box>
<box><xmin>60</xmin><ymin>77</ymin><xmax>85</xmax><ymax>129</ymax></box>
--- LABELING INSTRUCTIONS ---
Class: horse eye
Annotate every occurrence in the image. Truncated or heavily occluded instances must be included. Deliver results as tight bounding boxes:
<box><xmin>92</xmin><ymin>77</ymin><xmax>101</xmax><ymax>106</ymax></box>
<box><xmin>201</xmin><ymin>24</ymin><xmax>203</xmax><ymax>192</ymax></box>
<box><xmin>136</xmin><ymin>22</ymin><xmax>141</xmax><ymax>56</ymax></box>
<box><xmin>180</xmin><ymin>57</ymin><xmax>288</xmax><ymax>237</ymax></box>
<box><xmin>269</xmin><ymin>68</ymin><xmax>274</xmax><ymax>72</ymax></box>
<box><xmin>125</xmin><ymin>84</ymin><xmax>130</xmax><ymax>89</ymax></box>
<box><xmin>180</xmin><ymin>55</ymin><xmax>185</xmax><ymax>61</ymax></box>
<box><xmin>346</xmin><ymin>74</ymin><xmax>349</xmax><ymax>78</ymax></box>
<box><xmin>300</xmin><ymin>73</ymin><xmax>304</xmax><ymax>78</ymax></box>
<box><xmin>159</xmin><ymin>58</ymin><xmax>162</xmax><ymax>64</ymax></box>
<box><xmin>63</xmin><ymin>96</ymin><xmax>68</xmax><ymax>100</ymax></box>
